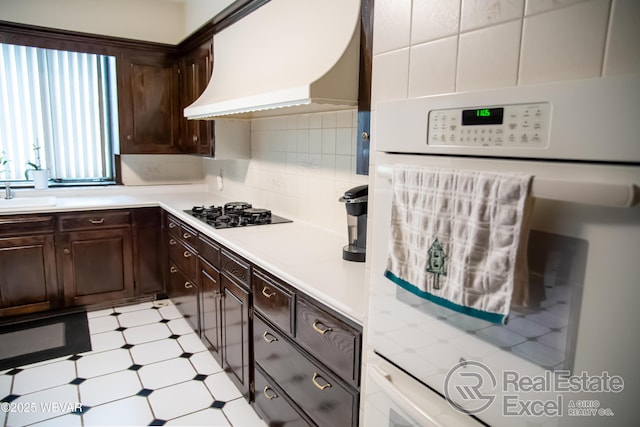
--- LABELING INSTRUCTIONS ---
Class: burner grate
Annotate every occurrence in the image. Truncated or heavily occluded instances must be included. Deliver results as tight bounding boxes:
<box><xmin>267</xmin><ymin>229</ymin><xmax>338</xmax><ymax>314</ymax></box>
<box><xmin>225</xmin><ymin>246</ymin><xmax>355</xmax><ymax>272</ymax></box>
<box><xmin>184</xmin><ymin>202</ymin><xmax>291</xmax><ymax>229</ymax></box>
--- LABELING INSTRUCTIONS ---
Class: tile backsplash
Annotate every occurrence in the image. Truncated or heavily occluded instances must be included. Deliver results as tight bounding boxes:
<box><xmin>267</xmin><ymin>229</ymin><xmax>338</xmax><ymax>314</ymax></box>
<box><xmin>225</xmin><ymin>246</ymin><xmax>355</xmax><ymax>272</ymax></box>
<box><xmin>372</xmin><ymin>0</ymin><xmax>638</xmax><ymax>104</ymax></box>
<box><xmin>203</xmin><ymin>110</ymin><xmax>367</xmax><ymax>235</ymax></box>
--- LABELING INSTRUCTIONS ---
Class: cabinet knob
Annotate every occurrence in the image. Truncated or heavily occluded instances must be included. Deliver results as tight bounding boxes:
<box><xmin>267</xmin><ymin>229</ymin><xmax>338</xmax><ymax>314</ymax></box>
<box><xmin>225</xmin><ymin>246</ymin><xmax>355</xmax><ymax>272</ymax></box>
<box><xmin>312</xmin><ymin>320</ymin><xmax>333</xmax><ymax>335</ymax></box>
<box><xmin>261</xmin><ymin>287</ymin><xmax>276</xmax><ymax>299</ymax></box>
<box><xmin>169</xmin><ymin>239</ymin><xmax>177</xmax><ymax>245</ymax></box>
<box><xmin>262</xmin><ymin>331</ymin><xmax>277</xmax><ymax>344</ymax></box>
<box><xmin>89</xmin><ymin>218</ymin><xmax>105</xmax><ymax>225</ymax></box>
<box><xmin>183</xmin><ymin>232</ymin><xmax>191</xmax><ymax>239</ymax></box>
<box><xmin>192</xmin><ymin>135</ymin><xmax>198</xmax><ymax>142</ymax></box>
<box><xmin>63</xmin><ymin>248</ymin><xmax>71</xmax><ymax>255</ymax></box>
<box><xmin>312</xmin><ymin>372</ymin><xmax>332</xmax><ymax>391</ymax></box>
<box><xmin>169</xmin><ymin>223</ymin><xmax>177</xmax><ymax>229</ymax></box>
<box><xmin>184</xmin><ymin>281</ymin><xmax>194</xmax><ymax>289</ymax></box>
<box><xmin>170</xmin><ymin>266</ymin><xmax>178</xmax><ymax>274</ymax></box>
<box><xmin>183</xmin><ymin>251</ymin><xmax>192</xmax><ymax>258</ymax></box>
<box><xmin>263</xmin><ymin>386</ymin><xmax>278</xmax><ymax>400</ymax></box>
<box><xmin>126</xmin><ymin>135</ymin><xmax>132</xmax><ymax>141</ymax></box>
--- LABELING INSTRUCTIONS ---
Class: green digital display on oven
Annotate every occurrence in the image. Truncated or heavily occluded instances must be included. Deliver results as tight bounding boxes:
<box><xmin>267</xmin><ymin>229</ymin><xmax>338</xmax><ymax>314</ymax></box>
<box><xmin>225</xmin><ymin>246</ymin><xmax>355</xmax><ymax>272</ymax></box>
<box><xmin>462</xmin><ymin>107</ymin><xmax>504</xmax><ymax>125</ymax></box>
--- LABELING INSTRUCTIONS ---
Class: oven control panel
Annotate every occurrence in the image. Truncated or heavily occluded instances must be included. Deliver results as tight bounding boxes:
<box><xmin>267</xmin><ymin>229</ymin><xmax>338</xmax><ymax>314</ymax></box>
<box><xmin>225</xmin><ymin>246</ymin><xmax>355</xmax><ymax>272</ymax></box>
<box><xmin>427</xmin><ymin>102</ymin><xmax>550</xmax><ymax>147</ymax></box>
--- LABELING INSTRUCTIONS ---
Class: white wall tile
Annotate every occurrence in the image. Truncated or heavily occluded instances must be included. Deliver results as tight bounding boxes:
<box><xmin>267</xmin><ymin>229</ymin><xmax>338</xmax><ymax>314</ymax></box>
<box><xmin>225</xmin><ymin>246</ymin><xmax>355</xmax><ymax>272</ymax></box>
<box><xmin>371</xmin><ymin>48</ymin><xmax>410</xmax><ymax>107</ymax></box>
<box><xmin>336</xmin><ymin>110</ymin><xmax>353</xmax><ymax>127</ymax></box>
<box><xmin>525</xmin><ymin>0</ymin><xmax>587</xmax><ymax>16</ymax></box>
<box><xmin>321</xmin><ymin>128</ymin><xmax>336</xmax><ymax>154</ymax></box>
<box><xmin>372</xmin><ymin>0</ymin><xmax>412</xmax><ymax>54</ymax></box>
<box><xmin>336</xmin><ymin>128</ymin><xmax>354</xmax><ymax>155</ymax></box>
<box><xmin>461</xmin><ymin>0</ymin><xmax>525</xmax><ymax>32</ymax></box>
<box><xmin>457</xmin><ymin>20</ymin><xmax>521</xmax><ymax>91</ymax></box>
<box><xmin>411</xmin><ymin>0</ymin><xmax>461</xmax><ymax>44</ymax></box>
<box><xmin>408</xmin><ymin>36</ymin><xmax>458</xmax><ymax>97</ymax></box>
<box><xmin>519</xmin><ymin>0</ymin><xmax>611</xmax><ymax>84</ymax></box>
<box><xmin>604</xmin><ymin>0</ymin><xmax>640</xmax><ymax>76</ymax></box>
<box><xmin>206</xmin><ymin>110</ymin><xmax>360</xmax><ymax>235</ymax></box>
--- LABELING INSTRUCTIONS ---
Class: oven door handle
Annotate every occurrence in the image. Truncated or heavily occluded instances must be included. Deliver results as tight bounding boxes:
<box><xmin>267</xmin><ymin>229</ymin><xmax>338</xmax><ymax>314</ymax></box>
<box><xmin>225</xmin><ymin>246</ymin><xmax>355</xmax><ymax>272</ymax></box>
<box><xmin>368</xmin><ymin>364</ymin><xmax>441</xmax><ymax>427</ymax></box>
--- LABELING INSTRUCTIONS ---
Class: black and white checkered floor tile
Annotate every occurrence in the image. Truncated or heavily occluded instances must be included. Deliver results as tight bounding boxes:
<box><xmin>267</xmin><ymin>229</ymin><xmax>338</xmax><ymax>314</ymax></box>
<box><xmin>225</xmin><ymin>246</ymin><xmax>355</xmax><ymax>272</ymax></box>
<box><xmin>0</xmin><ymin>300</ymin><xmax>267</xmax><ymax>427</ymax></box>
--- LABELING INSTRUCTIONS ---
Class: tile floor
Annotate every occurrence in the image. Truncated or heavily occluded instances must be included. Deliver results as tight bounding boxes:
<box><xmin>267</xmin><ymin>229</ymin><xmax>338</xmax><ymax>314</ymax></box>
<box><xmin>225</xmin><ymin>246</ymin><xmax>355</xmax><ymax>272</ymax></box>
<box><xmin>0</xmin><ymin>300</ymin><xmax>268</xmax><ymax>427</ymax></box>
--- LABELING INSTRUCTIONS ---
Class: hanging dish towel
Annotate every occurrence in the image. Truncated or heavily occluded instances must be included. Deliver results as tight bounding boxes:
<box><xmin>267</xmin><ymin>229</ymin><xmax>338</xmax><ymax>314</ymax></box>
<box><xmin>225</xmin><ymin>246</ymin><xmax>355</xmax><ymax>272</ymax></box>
<box><xmin>384</xmin><ymin>165</ymin><xmax>534</xmax><ymax>324</ymax></box>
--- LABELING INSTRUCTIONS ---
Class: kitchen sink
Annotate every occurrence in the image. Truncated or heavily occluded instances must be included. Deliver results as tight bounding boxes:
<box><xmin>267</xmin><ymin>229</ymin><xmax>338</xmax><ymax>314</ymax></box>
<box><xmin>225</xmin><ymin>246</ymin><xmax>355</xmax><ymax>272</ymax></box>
<box><xmin>0</xmin><ymin>196</ymin><xmax>57</xmax><ymax>211</ymax></box>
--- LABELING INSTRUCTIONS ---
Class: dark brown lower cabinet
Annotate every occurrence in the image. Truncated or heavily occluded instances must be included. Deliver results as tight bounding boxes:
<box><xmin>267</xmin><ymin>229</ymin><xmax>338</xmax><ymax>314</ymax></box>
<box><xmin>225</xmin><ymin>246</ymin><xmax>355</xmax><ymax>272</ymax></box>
<box><xmin>57</xmin><ymin>228</ymin><xmax>134</xmax><ymax>306</ymax></box>
<box><xmin>0</xmin><ymin>234</ymin><xmax>58</xmax><ymax>317</ymax></box>
<box><xmin>200</xmin><ymin>258</ymin><xmax>222</xmax><ymax>365</ymax></box>
<box><xmin>132</xmin><ymin>207</ymin><xmax>162</xmax><ymax>295</ymax></box>
<box><xmin>221</xmin><ymin>272</ymin><xmax>251</xmax><ymax>399</ymax></box>
<box><xmin>254</xmin><ymin>314</ymin><xmax>358</xmax><ymax>427</ymax></box>
<box><xmin>168</xmin><ymin>262</ymin><xmax>200</xmax><ymax>332</ymax></box>
<box><xmin>254</xmin><ymin>365</ymin><xmax>312</xmax><ymax>427</ymax></box>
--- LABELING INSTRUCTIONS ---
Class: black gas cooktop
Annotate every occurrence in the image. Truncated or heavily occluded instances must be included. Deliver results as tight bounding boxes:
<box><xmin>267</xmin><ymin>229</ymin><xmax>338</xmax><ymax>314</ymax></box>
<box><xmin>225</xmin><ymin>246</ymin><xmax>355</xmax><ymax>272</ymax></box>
<box><xmin>185</xmin><ymin>202</ymin><xmax>292</xmax><ymax>229</ymax></box>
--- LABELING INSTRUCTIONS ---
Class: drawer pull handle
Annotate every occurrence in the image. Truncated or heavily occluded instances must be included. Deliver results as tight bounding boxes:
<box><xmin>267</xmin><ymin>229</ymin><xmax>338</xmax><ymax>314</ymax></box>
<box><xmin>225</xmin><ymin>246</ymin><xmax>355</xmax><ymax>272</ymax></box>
<box><xmin>263</xmin><ymin>386</ymin><xmax>278</xmax><ymax>400</ymax></box>
<box><xmin>89</xmin><ymin>218</ymin><xmax>105</xmax><ymax>224</ymax></box>
<box><xmin>312</xmin><ymin>373</ymin><xmax>332</xmax><ymax>391</ymax></box>
<box><xmin>184</xmin><ymin>281</ymin><xmax>194</xmax><ymax>289</ymax></box>
<box><xmin>261</xmin><ymin>287</ymin><xmax>276</xmax><ymax>298</ymax></box>
<box><xmin>170</xmin><ymin>266</ymin><xmax>178</xmax><ymax>273</ymax></box>
<box><xmin>262</xmin><ymin>331</ymin><xmax>277</xmax><ymax>343</ymax></box>
<box><xmin>312</xmin><ymin>320</ymin><xmax>332</xmax><ymax>335</ymax></box>
<box><xmin>183</xmin><ymin>232</ymin><xmax>191</xmax><ymax>239</ymax></box>
<box><xmin>169</xmin><ymin>239</ymin><xmax>177</xmax><ymax>246</ymax></box>
<box><xmin>183</xmin><ymin>251</ymin><xmax>192</xmax><ymax>258</ymax></box>
<box><xmin>169</xmin><ymin>223</ymin><xmax>177</xmax><ymax>228</ymax></box>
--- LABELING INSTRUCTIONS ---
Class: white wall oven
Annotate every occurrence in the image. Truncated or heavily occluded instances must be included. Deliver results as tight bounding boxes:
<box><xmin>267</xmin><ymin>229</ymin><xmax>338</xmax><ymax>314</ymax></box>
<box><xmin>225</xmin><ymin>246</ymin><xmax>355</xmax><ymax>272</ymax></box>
<box><xmin>364</xmin><ymin>75</ymin><xmax>640</xmax><ymax>426</ymax></box>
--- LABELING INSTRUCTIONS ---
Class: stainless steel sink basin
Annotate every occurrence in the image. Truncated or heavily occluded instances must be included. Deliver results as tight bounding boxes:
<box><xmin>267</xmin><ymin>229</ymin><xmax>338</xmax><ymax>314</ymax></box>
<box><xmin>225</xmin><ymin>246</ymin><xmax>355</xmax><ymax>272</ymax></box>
<box><xmin>0</xmin><ymin>196</ymin><xmax>57</xmax><ymax>211</ymax></box>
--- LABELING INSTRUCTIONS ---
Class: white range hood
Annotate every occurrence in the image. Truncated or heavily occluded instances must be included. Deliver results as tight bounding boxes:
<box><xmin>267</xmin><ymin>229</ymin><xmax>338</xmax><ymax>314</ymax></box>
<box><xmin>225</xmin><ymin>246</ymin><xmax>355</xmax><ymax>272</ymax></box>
<box><xmin>184</xmin><ymin>0</ymin><xmax>361</xmax><ymax>120</ymax></box>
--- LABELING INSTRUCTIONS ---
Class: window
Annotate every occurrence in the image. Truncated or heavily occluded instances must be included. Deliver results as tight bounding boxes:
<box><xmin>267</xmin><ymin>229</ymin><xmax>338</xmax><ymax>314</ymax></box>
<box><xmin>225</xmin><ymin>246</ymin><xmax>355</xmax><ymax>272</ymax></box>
<box><xmin>0</xmin><ymin>43</ymin><xmax>118</xmax><ymax>184</ymax></box>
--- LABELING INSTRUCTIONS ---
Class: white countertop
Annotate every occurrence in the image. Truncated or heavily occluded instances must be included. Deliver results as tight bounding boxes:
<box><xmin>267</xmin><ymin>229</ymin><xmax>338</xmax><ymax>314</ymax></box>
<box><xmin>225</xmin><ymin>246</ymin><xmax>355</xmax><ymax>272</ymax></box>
<box><xmin>0</xmin><ymin>185</ymin><xmax>367</xmax><ymax>324</ymax></box>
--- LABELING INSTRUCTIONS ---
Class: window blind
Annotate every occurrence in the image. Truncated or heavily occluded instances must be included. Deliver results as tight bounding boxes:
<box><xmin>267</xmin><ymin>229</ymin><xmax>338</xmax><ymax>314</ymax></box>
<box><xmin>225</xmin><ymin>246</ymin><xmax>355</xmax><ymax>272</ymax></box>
<box><xmin>0</xmin><ymin>43</ymin><xmax>117</xmax><ymax>182</ymax></box>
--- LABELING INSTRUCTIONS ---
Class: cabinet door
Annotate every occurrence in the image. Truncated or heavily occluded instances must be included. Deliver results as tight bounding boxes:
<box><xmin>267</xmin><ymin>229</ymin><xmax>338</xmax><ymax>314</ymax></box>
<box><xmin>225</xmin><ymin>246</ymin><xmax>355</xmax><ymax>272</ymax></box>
<box><xmin>0</xmin><ymin>235</ymin><xmax>58</xmax><ymax>317</ymax></box>
<box><xmin>119</xmin><ymin>51</ymin><xmax>180</xmax><ymax>154</ymax></box>
<box><xmin>132</xmin><ymin>207</ymin><xmax>163</xmax><ymax>295</ymax></box>
<box><xmin>57</xmin><ymin>228</ymin><xmax>134</xmax><ymax>306</ymax></box>
<box><xmin>200</xmin><ymin>258</ymin><xmax>222</xmax><ymax>364</ymax></box>
<box><xmin>221</xmin><ymin>273</ymin><xmax>250</xmax><ymax>399</ymax></box>
<box><xmin>168</xmin><ymin>262</ymin><xmax>200</xmax><ymax>334</ymax></box>
<box><xmin>179</xmin><ymin>39</ymin><xmax>214</xmax><ymax>155</ymax></box>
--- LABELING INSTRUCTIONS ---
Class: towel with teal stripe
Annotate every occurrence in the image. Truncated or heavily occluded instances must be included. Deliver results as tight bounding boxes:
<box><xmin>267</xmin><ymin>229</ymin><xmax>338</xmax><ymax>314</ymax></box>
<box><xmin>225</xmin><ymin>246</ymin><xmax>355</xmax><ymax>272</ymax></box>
<box><xmin>384</xmin><ymin>165</ymin><xmax>534</xmax><ymax>324</ymax></box>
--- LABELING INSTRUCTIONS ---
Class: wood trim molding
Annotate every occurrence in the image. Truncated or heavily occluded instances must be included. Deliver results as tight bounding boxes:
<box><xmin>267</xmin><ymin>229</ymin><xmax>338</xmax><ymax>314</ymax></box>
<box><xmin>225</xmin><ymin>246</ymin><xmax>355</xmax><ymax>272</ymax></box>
<box><xmin>0</xmin><ymin>20</ymin><xmax>178</xmax><ymax>55</ymax></box>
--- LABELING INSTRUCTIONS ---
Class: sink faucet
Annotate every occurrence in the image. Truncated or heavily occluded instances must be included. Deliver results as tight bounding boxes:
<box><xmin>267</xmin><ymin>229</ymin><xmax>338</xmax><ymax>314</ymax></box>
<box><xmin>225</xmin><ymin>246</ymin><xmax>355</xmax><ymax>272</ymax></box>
<box><xmin>4</xmin><ymin>181</ymin><xmax>14</xmax><ymax>199</ymax></box>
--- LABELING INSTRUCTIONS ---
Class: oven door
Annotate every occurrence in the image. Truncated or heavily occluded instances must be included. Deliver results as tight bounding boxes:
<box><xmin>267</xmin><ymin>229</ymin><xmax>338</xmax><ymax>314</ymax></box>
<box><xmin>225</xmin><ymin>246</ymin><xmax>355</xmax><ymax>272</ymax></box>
<box><xmin>366</xmin><ymin>152</ymin><xmax>640</xmax><ymax>427</ymax></box>
<box><xmin>364</xmin><ymin>353</ymin><xmax>483</xmax><ymax>427</ymax></box>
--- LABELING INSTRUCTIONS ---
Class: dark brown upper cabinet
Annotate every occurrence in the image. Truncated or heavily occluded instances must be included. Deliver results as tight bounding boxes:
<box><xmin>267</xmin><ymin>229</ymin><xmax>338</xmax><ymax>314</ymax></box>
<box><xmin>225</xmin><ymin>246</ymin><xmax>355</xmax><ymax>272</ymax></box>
<box><xmin>118</xmin><ymin>50</ymin><xmax>181</xmax><ymax>154</ymax></box>
<box><xmin>178</xmin><ymin>38</ymin><xmax>214</xmax><ymax>156</ymax></box>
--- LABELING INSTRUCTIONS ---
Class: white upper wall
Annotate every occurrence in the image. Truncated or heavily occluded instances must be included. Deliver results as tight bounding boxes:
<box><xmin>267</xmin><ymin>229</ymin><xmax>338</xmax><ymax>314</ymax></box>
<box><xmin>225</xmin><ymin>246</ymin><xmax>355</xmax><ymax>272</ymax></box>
<box><xmin>0</xmin><ymin>0</ymin><xmax>234</xmax><ymax>44</ymax></box>
<box><xmin>184</xmin><ymin>0</ymin><xmax>234</xmax><ymax>38</ymax></box>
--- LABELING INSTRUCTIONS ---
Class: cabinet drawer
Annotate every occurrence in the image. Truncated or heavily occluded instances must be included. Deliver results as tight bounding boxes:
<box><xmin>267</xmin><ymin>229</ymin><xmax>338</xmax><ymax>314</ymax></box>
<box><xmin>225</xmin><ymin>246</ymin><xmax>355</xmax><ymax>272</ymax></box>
<box><xmin>296</xmin><ymin>298</ymin><xmax>360</xmax><ymax>385</ymax></box>
<box><xmin>252</xmin><ymin>270</ymin><xmax>293</xmax><ymax>335</ymax></box>
<box><xmin>168</xmin><ymin>236</ymin><xmax>197</xmax><ymax>281</ymax></box>
<box><xmin>254</xmin><ymin>365</ymin><xmax>310</xmax><ymax>427</ymax></box>
<box><xmin>58</xmin><ymin>210</ymin><xmax>131</xmax><ymax>231</ymax></box>
<box><xmin>166</xmin><ymin>215</ymin><xmax>197</xmax><ymax>247</ymax></box>
<box><xmin>254</xmin><ymin>315</ymin><xmax>357</xmax><ymax>427</ymax></box>
<box><xmin>0</xmin><ymin>215</ymin><xmax>55</xmax><ymax>236</ymax></box>
<box><xmin>168</xmin><ymin>262</ymin><xmax>200</xmax><ymax>333</ymax></box>
<box><xmin>221</xmin><ymin>249</ymin><xmax>250</xmax><ymax>289</ymax></box>
<box><xmin>198</xmin><ymin>234</ymin><xmax>220</xmax><ymax>269</ymax></box>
